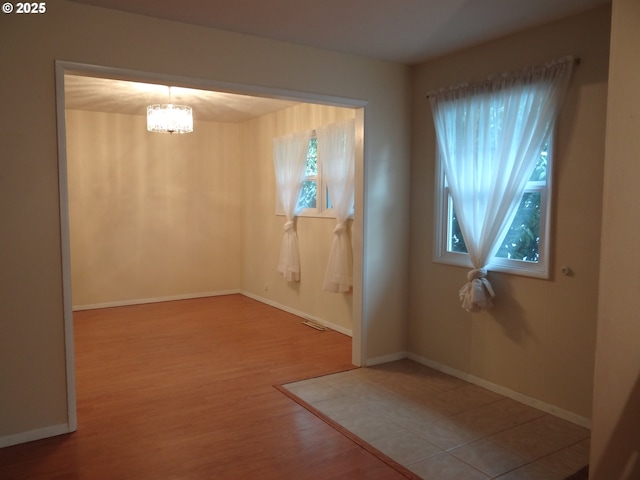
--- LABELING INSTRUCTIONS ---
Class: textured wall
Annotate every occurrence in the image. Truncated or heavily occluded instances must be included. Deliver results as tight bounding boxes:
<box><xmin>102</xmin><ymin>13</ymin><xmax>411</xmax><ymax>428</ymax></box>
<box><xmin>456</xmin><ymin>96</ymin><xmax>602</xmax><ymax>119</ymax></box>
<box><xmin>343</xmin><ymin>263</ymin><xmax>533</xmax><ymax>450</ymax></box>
<box><xmin>67</xmin><ymin>111</ymin><xmax>242</xmax><ymax>307</ymax></box>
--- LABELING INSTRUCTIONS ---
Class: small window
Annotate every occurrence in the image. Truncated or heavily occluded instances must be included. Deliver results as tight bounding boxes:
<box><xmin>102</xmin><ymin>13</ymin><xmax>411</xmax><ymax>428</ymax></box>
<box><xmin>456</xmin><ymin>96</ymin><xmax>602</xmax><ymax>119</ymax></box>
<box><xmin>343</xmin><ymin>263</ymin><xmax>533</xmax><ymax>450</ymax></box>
<box><xmin>296</xmin><ymin>136</ymin><xmax>333</xmax><ymax>217</ymax></box>
<box><xmin>435</xmin><ymin>140</ymin><xmax>552</xmax><ymax>278</ymax></box>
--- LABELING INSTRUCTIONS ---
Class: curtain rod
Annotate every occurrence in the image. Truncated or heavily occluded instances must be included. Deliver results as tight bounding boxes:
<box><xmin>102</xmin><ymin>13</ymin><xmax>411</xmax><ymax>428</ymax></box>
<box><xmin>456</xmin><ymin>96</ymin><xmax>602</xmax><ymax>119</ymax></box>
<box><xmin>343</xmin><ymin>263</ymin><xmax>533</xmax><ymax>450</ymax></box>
<box><xmin>425</xmin><ymin>56</ymin><xmax>580</xmax><ymax>99</ymax></box>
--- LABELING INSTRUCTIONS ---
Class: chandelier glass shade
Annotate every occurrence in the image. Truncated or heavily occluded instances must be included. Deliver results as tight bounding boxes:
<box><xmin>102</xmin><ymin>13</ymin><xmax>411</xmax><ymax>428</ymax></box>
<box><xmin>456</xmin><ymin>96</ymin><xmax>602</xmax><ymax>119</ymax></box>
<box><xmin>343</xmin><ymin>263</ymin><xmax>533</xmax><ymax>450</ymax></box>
<box><xmin>147</xmin><ymin>103</ymin><xmax>193</xmax><ymax>134</ymax></box>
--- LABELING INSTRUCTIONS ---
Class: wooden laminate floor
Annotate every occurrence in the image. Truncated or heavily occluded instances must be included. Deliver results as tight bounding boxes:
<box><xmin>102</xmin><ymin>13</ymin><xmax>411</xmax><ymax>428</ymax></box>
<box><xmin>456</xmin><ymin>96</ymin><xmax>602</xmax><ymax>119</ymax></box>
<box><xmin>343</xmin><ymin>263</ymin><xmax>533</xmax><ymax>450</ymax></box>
<box><xmin>0</xmin><ymin>295</ymin><xmax>407</xmax><ymax>480</ymax></box>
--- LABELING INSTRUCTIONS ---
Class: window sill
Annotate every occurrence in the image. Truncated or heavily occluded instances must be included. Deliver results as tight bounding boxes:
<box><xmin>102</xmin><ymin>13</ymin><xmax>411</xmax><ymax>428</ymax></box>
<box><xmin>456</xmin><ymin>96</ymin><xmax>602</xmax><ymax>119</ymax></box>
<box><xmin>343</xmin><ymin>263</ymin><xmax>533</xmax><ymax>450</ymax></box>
<box><xmin>433</xmin><ymin>251</ymin><xmax>549</xmax><ymax>279</ymax></box>
<box><xmin>276</xmin><ymin>211</ymin><xmax>337</xmax><ymax>219</ymax></box>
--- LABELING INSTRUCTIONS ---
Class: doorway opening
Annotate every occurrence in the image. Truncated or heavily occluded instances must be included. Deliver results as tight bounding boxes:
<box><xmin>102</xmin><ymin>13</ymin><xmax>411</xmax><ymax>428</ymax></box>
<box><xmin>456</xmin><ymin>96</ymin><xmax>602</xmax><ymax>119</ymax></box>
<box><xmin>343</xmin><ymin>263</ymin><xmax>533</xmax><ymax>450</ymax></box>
<box><xmin>55</xmin><ymin>61</ymin><xmax>365</xmax><ymax>432</ymax></box>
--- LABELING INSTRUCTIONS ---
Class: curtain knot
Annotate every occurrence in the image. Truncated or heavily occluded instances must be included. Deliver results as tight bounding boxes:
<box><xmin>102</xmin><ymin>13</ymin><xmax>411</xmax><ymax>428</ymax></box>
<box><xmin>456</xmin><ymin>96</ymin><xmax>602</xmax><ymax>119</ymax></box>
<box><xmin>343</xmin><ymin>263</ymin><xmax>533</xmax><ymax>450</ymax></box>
<box><xmin>283</xmin><ymin>220</ymin><xmax>294</xmax><ymax>232</ymax></box>
<box><xmin>467</xmin><ymin>268</ymin><xmax>487</xmax><ymax>282</ymax></box>
<box><xmin>333</xmin><ymin>222</ymin><xmax>347</xmax><ymax>234</ymax></box>
<box><xmin>460</xmin><ymin>268</ymin><xmax>495</xmax><ymax>312</ymax></box>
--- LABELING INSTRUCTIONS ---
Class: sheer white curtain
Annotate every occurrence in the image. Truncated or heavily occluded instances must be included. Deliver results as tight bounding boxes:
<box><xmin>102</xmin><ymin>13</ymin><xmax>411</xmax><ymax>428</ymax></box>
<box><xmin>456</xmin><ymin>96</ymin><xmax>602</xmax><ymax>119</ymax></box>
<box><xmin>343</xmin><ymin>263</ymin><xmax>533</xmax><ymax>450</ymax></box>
<box><xmin>273</xmin><ymin>130</ymin><xmax>312</xmax><ymax>282</ymax></box>
<box><xmin>317</xmin><ymin>118</ymin><xmax>355</xmax><ymax>292</ymax></box>
<box><xmin>429</xmin><ymin>57</ymin><xmax>574</xmax><ymax>312</ymax></box>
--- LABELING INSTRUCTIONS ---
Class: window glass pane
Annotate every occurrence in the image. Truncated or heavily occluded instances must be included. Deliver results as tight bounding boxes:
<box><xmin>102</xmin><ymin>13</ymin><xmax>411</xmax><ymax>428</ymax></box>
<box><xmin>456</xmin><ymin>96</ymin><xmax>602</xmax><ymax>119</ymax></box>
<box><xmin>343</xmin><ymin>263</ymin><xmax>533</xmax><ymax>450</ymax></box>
<box><xmin>446</xmin><ymin>142</ymin><xmax>548</xmax><ymax>263</ymax></box>
<box><xmin>298</xmin><ymin>180</ymin><xmax>317</xmax><ymax>209</ymax></box>
<box><xmin>529</xmin><ymin>143</ymin><xmax>548</xmax><ymax>181</ymax></box>
<box><xmin>449</xmin><ymin>191</ymin><xmax>541</xmax><ymax>262</ymax></box>
<box><xmin>495</xmin><ymin>191</ymin><xmax>540</xmax><ymax>262</ymax></box>
<box><xmin>449</xmin><ymin>199</ymin><xmax>468</xmax><ymax>253</ymax></box>
<box><xmin>305</xmin><ymin>137</ymin><xmax>317</xmax><ymax>176</ymax></box>
<box><xmin>297</xmin><ymin>138</ymin><xmax>318</xmax><ymax>211</ymax></box>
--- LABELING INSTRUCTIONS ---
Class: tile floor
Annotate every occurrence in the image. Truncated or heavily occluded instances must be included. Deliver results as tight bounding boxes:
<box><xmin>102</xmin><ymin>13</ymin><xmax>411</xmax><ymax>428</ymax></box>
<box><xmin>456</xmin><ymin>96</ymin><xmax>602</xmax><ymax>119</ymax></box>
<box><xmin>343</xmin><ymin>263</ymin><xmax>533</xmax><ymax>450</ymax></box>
<box><xmin>282</xmin><ymin>359</ymin><xmax>590</xmax><ymax>480</ymax></box>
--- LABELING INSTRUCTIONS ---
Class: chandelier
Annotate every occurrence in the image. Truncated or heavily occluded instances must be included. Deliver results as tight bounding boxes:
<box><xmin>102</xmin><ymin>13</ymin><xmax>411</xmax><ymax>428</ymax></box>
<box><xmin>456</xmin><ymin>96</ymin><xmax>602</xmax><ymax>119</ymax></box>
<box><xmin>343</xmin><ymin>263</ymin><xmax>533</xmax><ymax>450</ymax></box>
<box><xmin>147</xmin><ymin>87</ymin><xmax>193</xmax><ymax>134</ymax></box>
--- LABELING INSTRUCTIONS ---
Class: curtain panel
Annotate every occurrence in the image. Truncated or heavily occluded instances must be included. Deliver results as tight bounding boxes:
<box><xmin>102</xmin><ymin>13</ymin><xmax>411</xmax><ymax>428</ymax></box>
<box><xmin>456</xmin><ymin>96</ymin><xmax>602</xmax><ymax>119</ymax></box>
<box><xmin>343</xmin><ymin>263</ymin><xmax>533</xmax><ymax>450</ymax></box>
<box><xmin>429</xmin><ymin>57</ymin><xmax>575</xmax><ymax>312</ymax></box>
<box><xmin>317</xmin><ymin>118</ymin><xmax>356</xmax><ymax>293</ymax></box>
<box><xmin>272</xmin><ymin>130</ymin><xmax>313</xmax><ymax>282</ymax></box>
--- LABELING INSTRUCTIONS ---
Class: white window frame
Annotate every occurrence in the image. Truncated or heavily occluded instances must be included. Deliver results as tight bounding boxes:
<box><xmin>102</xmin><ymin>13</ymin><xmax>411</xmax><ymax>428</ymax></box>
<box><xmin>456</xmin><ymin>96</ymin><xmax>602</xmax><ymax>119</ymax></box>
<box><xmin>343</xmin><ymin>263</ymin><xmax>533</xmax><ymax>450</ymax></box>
<box><xmin>433</xmin><ymin>137</ymin><xmax>553</xmax><ymax>279</ymax></box>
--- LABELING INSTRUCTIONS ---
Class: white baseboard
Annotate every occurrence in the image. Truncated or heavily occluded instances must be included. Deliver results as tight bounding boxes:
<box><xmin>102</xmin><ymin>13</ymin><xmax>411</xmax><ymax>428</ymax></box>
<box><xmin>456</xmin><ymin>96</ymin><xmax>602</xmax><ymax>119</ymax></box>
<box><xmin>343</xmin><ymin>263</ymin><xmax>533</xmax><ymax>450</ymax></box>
<box><xmin>407</xmin><ymin>352</ymin><xmax>591</xmax><ymax>429</ymax></box>
<box><xmin>365</xmin><ymin>351</ymin><xmax>408</xmax><ymax>366</ymax></box>
<box><xmin>0</xmin><ymin>423</ymin><xmax>73</xmax><ymax>449</ymax></box>
<box><xmin>72</xmin><ymin>290</ymin><xmax>241</xmax><ymax>311</ymax></box>
<box><xmin>74</xmin><ymin>290</ymin><xmax>353</xmax><ymax>338</ymax></box>
<box><xmin>241</xmin><ymin>291</ymin><xmax>353</xmax><ymax>337</ymax></box>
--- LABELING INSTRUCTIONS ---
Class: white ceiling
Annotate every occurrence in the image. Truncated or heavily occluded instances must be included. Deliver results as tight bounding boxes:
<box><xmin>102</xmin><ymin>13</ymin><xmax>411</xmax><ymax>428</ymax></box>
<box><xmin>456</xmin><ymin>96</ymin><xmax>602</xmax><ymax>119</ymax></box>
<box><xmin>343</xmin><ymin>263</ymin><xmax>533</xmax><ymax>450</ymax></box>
<box><xmin>69</xmin><ymin>0</ymin><xmax>609</xmax><ymax>64</ymax></box>
<box><xmin>64</xmin><ymin>75</ymin><xmax>300</xmax><ymax>123</ymax></box>
<box><xmin>65</xmin><ymin>0</ymin><xmax>610</xmax><ymax>123</ymax></box>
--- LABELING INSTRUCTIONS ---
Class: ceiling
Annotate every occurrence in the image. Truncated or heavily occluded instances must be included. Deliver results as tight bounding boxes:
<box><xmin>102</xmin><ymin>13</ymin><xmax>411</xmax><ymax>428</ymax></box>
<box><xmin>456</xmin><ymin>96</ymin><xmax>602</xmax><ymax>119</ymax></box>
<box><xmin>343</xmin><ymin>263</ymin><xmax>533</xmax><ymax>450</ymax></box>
<box><xmin>65</xmin><ymin>0</ymin><xmax>610</xmax><ymax>123</ymax></box>
<box><xmin>64</xmin><ymin>75</ymin><xmax>300</xmax><ymax>123</ymax></box>
<box><xmin>70</xmin><ymin>0</ymin><xmax>609</xmax><ymax>64</ymax></box>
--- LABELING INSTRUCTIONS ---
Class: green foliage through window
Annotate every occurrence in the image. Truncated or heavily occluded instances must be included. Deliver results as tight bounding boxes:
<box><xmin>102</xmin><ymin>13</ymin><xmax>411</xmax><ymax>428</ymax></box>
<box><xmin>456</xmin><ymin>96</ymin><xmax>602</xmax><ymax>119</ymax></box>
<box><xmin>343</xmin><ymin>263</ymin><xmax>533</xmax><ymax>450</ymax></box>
<box><xmin>298</xmin><ymin>137</ymin><xmax>322</xmax><ymax>210</ymax></box>
<box><xmin>448</xmin><ymin>144</ymin><xmax>548</xmax><ymax>263</ymax></box>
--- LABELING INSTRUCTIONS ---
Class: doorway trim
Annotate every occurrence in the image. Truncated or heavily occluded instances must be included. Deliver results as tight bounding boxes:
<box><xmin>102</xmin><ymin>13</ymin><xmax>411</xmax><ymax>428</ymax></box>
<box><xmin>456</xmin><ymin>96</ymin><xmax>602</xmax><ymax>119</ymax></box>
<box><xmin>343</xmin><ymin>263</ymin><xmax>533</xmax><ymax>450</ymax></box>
<box><xmin>55</xmin><ymin>60</ymin><xmax>367</xmax><ymax>431</ymax></box>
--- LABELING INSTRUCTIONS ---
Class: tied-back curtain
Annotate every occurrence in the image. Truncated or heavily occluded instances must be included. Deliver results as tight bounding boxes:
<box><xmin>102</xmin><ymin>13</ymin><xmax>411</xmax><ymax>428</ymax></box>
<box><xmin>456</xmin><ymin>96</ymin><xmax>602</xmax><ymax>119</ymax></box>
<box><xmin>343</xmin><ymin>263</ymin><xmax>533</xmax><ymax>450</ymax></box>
<box><xmin>429</xmin><ymin>57</ymin><xmax>574</xmax><ymax>312</ymax></box>
<box><xmin>317</xmin><ymin>118</ymin><xmax>355</xmax><ymax>293</ymax></box>
<box><xmin>273</xmin><ymin>130</ymin><xmax>312</xmax><ymax>282</ymax></box>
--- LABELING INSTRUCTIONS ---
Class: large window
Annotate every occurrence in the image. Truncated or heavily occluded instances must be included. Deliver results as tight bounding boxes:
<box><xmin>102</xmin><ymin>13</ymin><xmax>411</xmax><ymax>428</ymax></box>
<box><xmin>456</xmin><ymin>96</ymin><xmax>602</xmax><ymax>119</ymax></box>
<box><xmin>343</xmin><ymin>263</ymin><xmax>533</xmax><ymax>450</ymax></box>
<box><xmin>435</xmin><ymin>139</ymin><xmax>552</xmax><ymax>278</ymax></box>
<box><xmin>429</xmin><ymin>58</ymin><xmax>574</xmax><ymax>311</ymax></box>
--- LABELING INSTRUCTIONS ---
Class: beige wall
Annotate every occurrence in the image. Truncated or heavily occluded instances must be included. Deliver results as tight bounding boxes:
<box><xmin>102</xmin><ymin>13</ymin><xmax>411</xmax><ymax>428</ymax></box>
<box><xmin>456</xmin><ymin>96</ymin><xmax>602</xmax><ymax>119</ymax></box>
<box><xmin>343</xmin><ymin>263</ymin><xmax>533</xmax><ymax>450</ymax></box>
<box><xmin>0</xmin><ymin>2</ymin><xmax>410</xmax><ymax>442</ymax></box>
<box><xmin>66</xmin><ymin>110</ymin><xmax>242</xmax><ymax>307</ymax></box>
<box><xmin>590</xmin><ymin>0</ymin><xmax>640</xmax><ymax>477</ymax></box>
<box><xmin>241</xmin><ymin>103</ymin><xmax>356</xmax><ymax>332</ymax></box>
<box><xmin>409</xmin><ymin>6</ymin><xmax>610</xmax><ymax>420</ymax></box>
<box><xmin>66</xmin><ymin>104</ymin><xmax>355</xmax><ymax>333</ymax></box>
